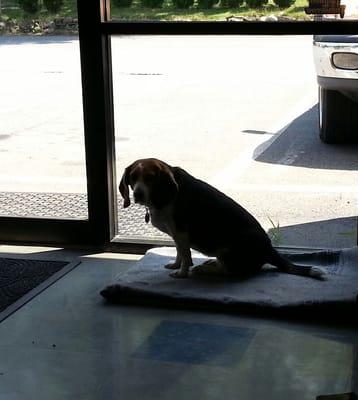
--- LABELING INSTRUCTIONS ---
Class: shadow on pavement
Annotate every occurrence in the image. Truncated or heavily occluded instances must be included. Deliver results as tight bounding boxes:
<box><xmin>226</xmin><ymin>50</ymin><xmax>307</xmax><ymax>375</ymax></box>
<box><xmin>255</xmin><ymin>105</ymin><xmax>358</xmax><ymax>171</ymax></box>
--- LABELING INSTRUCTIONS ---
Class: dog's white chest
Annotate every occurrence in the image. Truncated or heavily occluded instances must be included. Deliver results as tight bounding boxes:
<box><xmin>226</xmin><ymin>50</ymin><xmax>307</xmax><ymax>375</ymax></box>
<box><xmin>149</xmin><ymin>206</ymin><xmax>175</xmax><ymax>237</ymax></box>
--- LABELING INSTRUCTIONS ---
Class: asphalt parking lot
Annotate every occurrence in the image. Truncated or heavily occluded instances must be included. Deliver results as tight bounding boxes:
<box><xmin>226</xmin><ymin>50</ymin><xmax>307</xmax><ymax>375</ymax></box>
<box><xmin>0</xmin><ymin>35</ymin><xmax>357</xmax><ymax>249</ymax></box>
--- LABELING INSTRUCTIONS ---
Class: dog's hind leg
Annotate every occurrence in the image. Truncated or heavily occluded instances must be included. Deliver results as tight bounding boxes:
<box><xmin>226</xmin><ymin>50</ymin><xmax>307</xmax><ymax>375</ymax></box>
<box><xmin>191</xmin><ymin>259</ymin><xmax>228</xmax><ymax>276</ymax></box>
<box><xmin>218</xmin><ymin>249</ymin><xmax>264</xmax><ymax>277</ymax></box>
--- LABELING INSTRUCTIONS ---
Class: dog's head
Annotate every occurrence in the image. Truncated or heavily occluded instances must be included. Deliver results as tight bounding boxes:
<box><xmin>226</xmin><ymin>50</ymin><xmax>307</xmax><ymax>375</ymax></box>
<box><xmin>119</xmin><ymin>158</ymin><xmax>179</xmax><ymax>209</ymax></box>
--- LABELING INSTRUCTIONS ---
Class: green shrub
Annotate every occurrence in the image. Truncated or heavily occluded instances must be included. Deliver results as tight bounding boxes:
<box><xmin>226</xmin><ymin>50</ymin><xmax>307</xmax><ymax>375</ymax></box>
<box><xmin>272</xmin><ymin>0</ymin><xmax>295</xmax><ymax>7</ymax></box>
<box><xmin>112</xmin><ymin>0</ymin><xmax>133</xmax><ymax>7</ymax></box>
<box><xmin>245</xmin><ymin>0</ymin><xmax>268</xmax><ymax>7</ymax></box>
<box><xmin>197</xmin><ymin>0</ymin><xmax>219</xmax><ymax>8</ymax></box>
<box><xmin>141</xmin><ymin>0</ymin><xmax>164</xmax><ymax>7</ymax></box>
<box><xmin>172</xmin><ymin>0</ymin><xmax>194</xmax><ymax>8</ymax></box>
<box><xmin>18</xmin><ymin>0</ymin><xmax>40</xmax><ymax>13</ymax></box>
<box><xmin>220</xmin><ymin>0</ymin><xmax>243</xmax><ymax>8</ymax></box>
<box><xmin>43</xmin><ymin>0</ymin><xmax>64</xmax><ymax>13</ymax></box>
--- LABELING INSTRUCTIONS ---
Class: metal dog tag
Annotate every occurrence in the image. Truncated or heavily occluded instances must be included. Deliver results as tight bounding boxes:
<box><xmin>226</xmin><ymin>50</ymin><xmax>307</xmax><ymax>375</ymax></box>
<box><xmin>145</xmin><ymin>208</ymin><xmax>150</xmax><ymax>224</ymax></box>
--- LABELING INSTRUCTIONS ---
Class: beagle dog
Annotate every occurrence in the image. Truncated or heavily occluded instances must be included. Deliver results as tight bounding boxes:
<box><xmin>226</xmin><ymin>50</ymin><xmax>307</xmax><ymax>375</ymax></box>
<box><xmin>119</xmin><ymin>158</ymin><xmax>325</xmax><ymax>280</ymax></box>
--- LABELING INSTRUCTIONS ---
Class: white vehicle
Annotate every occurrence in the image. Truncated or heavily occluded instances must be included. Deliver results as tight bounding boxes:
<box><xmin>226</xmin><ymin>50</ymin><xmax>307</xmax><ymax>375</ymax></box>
<box><xmin>313</xmin><ymin>35</ymin><xmax>358</xmax><ymax>143</ymax></box>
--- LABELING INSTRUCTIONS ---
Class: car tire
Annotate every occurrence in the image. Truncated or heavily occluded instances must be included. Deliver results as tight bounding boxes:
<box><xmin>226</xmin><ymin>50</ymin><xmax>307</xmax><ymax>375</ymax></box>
<box><xmin>319</xmin><ymin>86</ymin><xmax>358</xmax><ymax>144</ymax></box>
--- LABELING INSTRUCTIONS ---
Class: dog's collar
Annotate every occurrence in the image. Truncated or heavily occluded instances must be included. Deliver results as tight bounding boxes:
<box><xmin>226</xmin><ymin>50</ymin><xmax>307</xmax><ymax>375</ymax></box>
<box><xmin>145</xmin><ymin>207</ymin><xmax>150</xmax><ymax>223</ymax></box>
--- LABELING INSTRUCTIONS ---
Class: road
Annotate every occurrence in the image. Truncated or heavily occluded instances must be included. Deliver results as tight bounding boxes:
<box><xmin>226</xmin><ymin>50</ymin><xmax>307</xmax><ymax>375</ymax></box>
<box><xmin>0</xmin><ymin>35</ymin><xmax>357</xmax><ymax>248</ymax></box>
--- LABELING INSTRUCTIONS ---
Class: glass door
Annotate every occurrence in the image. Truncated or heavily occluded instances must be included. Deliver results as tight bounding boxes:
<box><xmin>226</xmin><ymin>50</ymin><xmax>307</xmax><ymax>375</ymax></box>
<box><xmin>0</xmin><ymin>1</ymin><xmax>111</xmax><ymax>246</ymax></box>
<box><xmin>111</xmin><ymin>34</ymin><xmax>358</xmax><ymax>250</ymax></box>
<box><xmin>0</xmin><ymin>36</ymin><xmax>87</xmax><ymax>220</ymax></box>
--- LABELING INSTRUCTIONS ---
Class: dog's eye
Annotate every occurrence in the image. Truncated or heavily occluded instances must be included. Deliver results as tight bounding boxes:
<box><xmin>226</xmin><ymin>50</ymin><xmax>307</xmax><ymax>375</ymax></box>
<box><xmin>129</xmin><ymin>172</ymin><xmax>138</xmax><ymax>184</ymax></box>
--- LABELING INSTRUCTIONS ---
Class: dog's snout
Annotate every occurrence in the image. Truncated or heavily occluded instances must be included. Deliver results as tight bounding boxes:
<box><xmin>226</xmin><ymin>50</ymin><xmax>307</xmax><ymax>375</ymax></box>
<box><xmin>134</xmin><ymin>187</ymin><xmax>145</xmax><ymax>203</ymax></box>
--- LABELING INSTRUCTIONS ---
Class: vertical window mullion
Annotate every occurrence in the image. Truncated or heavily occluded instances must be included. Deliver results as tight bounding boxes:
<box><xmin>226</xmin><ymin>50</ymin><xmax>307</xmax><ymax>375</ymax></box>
<box><xmin>77</xmin><ymin>0</ymin><xmax>117</xmax><ymax>245</ymax></box>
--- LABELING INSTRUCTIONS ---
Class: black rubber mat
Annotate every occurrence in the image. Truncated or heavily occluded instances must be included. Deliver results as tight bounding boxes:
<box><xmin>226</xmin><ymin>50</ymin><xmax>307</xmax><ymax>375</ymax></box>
<box><xmin>0</xmin><ymin>258</ymin><xmax>68</xmax><ymax>313</ymax></box>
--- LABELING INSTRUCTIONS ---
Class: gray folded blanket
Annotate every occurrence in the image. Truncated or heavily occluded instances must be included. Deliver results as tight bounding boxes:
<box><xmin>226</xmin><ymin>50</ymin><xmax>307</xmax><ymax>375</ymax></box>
<box><xmin>101</xmin><ymin>246</ymin><xmax>358</xmax><ymax>323</ymax></box>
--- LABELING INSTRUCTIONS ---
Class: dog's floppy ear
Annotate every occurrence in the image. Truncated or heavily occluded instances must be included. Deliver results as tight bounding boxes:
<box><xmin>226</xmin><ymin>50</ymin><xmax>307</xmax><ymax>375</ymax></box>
<box><xmin>119</xmin><ymin>165</ymin><xmax>132</xmax><ymax>208</ymax></box>
<box><xmin>151</xmin><ymin>167</ymin><xmax>179</xmax><ymax>209</ymax></box>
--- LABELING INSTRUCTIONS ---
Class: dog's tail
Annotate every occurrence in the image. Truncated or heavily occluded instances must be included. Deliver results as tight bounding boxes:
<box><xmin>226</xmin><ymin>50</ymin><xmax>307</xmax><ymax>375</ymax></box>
<box><xmin>269</xmin><ymin>248</ymin><xmax>326</xmax><ymax>280</ymax></box>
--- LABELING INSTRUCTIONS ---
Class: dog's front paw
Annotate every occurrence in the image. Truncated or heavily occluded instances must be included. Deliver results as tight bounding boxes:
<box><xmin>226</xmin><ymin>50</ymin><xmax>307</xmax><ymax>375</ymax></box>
<box><xmin>169</xmin><ymin>270</ymin><xmax>189</xmax><ymax>279</ymax></box>
<box><xmin>164</xmin><ymin>262</ymin><xmax>180</xmax><ymax>270</ymax></box>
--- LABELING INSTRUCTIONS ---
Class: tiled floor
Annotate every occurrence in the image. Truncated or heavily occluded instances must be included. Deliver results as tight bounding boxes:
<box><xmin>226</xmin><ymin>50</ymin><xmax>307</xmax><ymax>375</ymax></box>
<box><xmin>0</xmin><ymin>246</ymin><xmax>356</xmax><ymax>400</ymax></box>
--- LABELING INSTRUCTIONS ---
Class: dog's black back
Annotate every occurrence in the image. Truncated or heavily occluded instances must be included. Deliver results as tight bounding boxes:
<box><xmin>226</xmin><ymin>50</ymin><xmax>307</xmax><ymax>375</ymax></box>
<box><xmin>171</xmin><ymin>167</ymin><xmax>273</xmax><ymax>270</ymax></box>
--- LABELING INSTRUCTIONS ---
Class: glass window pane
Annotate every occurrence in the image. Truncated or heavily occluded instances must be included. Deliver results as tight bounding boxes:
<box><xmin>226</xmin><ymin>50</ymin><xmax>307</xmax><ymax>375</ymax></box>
<box><xmin>113</xmin><ymin>35</ymin><xmax>357</xmax><ymax>249</ymax></box>
<box><xmin>0</xmin><ymin>2</ymin><xmax>87</xmax><ymax>219</ymax></box>
<box><xmin>110</xmin><ymin>0</ymin><xmax>358</xmax><ymax>22</ymax></box>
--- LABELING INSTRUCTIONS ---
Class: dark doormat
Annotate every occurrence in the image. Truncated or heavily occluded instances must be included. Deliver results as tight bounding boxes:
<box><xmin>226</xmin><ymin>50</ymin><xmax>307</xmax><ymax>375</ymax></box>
<box><xmin>0</xmin><ymin>257</ymin><xmax>79</xmax><ymax>322</ymax></box>
<box><xmin>101</xmin><ymin>247</ymin><xmax>358</xmax><ymax>324</ymax></box>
